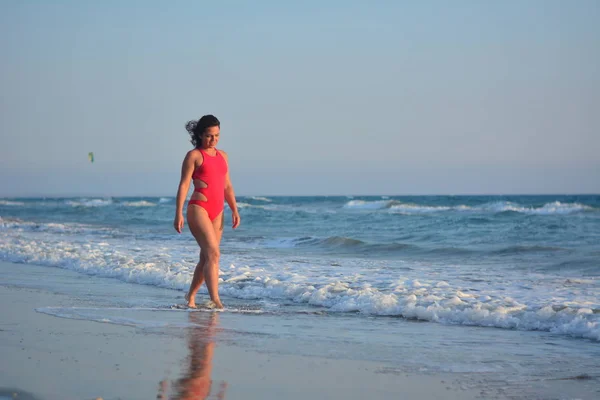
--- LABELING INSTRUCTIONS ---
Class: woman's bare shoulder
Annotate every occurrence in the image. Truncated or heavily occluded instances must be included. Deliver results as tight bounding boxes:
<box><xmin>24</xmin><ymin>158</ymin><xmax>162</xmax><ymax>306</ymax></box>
<box><xmin>185</xmin><ymin>148</ymin><xmax>202</xmax><ymax>159</ymax></box>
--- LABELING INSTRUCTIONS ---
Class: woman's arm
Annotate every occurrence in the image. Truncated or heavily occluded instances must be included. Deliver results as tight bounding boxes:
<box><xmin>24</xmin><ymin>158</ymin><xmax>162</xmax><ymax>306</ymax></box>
<box><xmin>221</xmin><ymin>151</ymin><xmax>240</xmax><ymax>229</ymax></box>
<box><xmin>174</xmin><ymin>151</ymin><xmax>196</xmax><ymax>233</ymax></box>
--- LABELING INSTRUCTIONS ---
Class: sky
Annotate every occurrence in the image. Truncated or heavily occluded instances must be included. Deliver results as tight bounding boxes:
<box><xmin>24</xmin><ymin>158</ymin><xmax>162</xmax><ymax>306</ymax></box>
<box><xmin>1</xmin><ymin>0</ymin><xmax>598</xmax><ymax>196</ymax></box>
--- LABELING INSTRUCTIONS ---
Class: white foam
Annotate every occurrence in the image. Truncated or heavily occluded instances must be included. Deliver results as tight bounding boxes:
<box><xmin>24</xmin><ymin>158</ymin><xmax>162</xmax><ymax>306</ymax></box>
<box><xmin>234</xmin><ymin>202</ymin><xmax>282</xmax><ymax>211</ymax></box>
<box><xmin>121</xmin><ymin>200</ymin><xmax>156</xmax><ymax>207</ymax></box>
<box><xmin>344</xmin><ymin>199</ymin><xmax>473</xmax><ymax>213</ymax></box>
<box><xmin>343</xmin><ymin>200</ymin><xmax>393</xmax><ymax>210</ymax></box>
<box><xmin>0</xmin><ymin>217</ymin><xmax>112</xmax><ymax>235</ymax></box>
<box><xmin>250</xmin><ymin>196</ymin><xmax>272</xmax><ymax>202</ymax></box>
<box><xmin>479</xmin><ymin>201</ymin><xmax>593</xmax><ymax>215</ymax></box>
<box><xmin>158</xmin><ymin>197</ymin><xmax>172</xmax><ymax>203</ymax></box>
<box><xmin>0</xmin><ymin>200</ymin><xmax>25</xmax><ymax>206</ymax></box>
<box><xmin>234</xmin><ymin>202</ymin><xmax>323</xmax><ymax>214</ymax></box>
<box><xmin>66</xmin><ymin>198</ymin><xmax>113</xmax><ymax>207</ymax></box>
<box><xmin>389</xmin><ymin>204</ymin><xmax>452</xmax><ymax>213</ymax></box>
<box><xmin>2</xmin><ymin>223</ymin><xmax>599</xmax><ymax>341</ymax></box>
<box><xmin>235</xmin><ymin>202</ymin><xmax>255</xmax><ymax>209</ymax></box>
<box><xmin>533</xmin><ymin>201</ymin><xmax>593</xmax><ymax>214</ymax></box>
<box><xmin>342</xmin><ymin>200</ymin><xmax>594</xmax><ymax>215</ymax></box>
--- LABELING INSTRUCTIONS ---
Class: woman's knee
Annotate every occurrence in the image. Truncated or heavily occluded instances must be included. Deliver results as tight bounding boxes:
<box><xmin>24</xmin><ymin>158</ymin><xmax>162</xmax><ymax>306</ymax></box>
<box><xmin>204</xmin><ymin>246</ymin><xmax>220</xmax><ymax>263</ymax></box>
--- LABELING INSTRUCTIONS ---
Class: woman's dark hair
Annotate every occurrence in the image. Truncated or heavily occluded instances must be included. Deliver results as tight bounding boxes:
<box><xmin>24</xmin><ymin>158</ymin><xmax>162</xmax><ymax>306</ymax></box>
<box><xmin>185</xmin><ymin>115</ymin><xmax>220</xmax><ymax>148</ymax></box>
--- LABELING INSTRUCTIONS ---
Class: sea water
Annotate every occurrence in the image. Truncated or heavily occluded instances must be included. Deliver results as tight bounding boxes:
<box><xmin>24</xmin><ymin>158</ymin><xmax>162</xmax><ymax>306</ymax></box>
<box><xmin>1</xmin><ymin>195</ymin><xmax>598</xmax><ymax>340</ymax></box>
<box><xmin>2</xmin><ymin>195</ymin><xmax>600</xmax><ymax>397</ymax></box>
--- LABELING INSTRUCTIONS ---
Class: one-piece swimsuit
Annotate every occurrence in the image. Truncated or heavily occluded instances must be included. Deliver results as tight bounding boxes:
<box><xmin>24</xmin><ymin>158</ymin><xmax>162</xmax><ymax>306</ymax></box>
<box><xmin>188</xmin><ymin>148</ymin><xmax>227</xmax><ymax>221</ymax></box>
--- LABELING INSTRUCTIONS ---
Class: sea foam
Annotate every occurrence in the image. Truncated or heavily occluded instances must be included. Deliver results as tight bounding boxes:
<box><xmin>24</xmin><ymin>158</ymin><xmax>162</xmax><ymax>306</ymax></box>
<box><xmin>0</xmin><ymin>200</ymin><xmax>25</xmax><ymax>206</ymax></box>
<box><xmin>1</xmin><ymin>222</ymin><xmax>598</xmax><ymax>341</ymax></box>
<box><xmin>121</xmin><ymin>200</ymin><xmax>156</xmax><ymax>207</ymax></box>
<box><xmin>66</xmin><ymin>198</ymin><xmax>113</xmax><ymax>207</ymax></box>
<box><xmin>342</xmin><ymin>199</ymin><xmax>594</xmax><ymax>215</ymax></box>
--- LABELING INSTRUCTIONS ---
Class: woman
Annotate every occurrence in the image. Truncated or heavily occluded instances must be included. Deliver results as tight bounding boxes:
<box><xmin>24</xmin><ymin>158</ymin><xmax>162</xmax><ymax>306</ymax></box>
<box><xmin>174</xmin><ymin>114</ymin><xmax>240</xmax><ymax>309</ymax></box>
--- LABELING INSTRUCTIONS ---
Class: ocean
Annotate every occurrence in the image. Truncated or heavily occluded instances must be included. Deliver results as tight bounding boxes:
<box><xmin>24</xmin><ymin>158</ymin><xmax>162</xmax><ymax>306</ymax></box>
<box><xmin>1</xmin><ymin>194</ymin><xmax>598</xmax><ymax>341</ymax></box>
<box><xmin>2</xmin><ymin>194</ymin><xmax>600</xmax><ymax>397</ymax></box>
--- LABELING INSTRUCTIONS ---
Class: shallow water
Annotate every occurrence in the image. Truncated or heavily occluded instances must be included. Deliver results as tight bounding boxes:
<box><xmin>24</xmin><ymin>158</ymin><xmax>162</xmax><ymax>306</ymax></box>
<box><xmin>2</xmin><ymin>262</ymin><xmax>599</xmax><ymax>399</ymax></box>
<box><xmin>1</xmin><ymin>194</ymin><xmax>599</xmax><ymax>341</ymax></box>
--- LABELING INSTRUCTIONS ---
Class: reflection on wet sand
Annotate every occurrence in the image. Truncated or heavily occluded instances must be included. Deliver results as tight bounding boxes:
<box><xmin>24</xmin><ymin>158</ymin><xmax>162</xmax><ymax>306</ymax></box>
<box><xmin>158</xmin><ymin>312</ymin><xmax>226</xmax><ymax>400</ymax></box>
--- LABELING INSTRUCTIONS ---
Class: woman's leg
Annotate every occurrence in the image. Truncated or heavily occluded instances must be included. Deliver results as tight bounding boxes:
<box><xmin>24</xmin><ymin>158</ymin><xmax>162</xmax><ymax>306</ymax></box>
<box><xmin>185</xmin><ymin>252</ymin><xmax>206</xmax><ymax>304</ymax></box>
<box><xmin>186</xmin><ymin>213</ymin><xmax>223</xmax><ymax>304</ymax></box>
<box><xmin>187</xmin><ymin>206</ymin><xmax>224</xmax><ymax>308</ymax></box>
<box><xmin>205</xmin><ymin>212</ymin><xmax>224</xmax><ymax>304</ymax></box>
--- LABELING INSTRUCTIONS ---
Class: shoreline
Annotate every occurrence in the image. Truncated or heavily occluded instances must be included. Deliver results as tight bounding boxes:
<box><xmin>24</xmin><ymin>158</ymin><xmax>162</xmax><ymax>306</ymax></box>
<box><xmin>2</xmin><ymin>260</ymin><xmax>599</xmax><ymax>400</ymax></box>
<box><xmin>0</xmin><ymin>261</ymin><xmax>481</xmax><ymax>400</ymax></box>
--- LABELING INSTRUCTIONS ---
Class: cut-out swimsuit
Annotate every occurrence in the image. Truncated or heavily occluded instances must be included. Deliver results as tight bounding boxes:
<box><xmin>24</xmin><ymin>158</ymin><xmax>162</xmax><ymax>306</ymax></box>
<box><xmin>188</xmin><ymin>148</ymin><xmax>228</xmax><ymax>221</ymax></box>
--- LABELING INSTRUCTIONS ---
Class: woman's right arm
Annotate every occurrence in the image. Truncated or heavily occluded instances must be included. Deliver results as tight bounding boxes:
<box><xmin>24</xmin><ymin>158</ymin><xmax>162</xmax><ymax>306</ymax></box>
<box><xmin>174</xmin><ymin>151</ymin><xmax>196</xmax><ymax>233</ymax></box>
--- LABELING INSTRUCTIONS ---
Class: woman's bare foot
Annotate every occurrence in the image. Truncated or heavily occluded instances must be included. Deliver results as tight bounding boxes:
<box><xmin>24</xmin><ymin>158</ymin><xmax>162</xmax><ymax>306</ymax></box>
<box><xmin>185</xmin><ymin>292</ymin><xmax>196</xmax><ymax>308</ymax></box>
<box><xmin>204</xmin><ymin>300</ymin><xmax>224</xmax><ymax>309</ymax></box>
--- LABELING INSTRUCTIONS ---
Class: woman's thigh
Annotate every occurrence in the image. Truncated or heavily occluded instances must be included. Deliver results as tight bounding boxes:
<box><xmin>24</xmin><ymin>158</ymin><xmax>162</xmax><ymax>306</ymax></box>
<box><xmin>212</xmin><ymin>212</ymin><xmax>224</xmax><ymax>245</ymax></box>
<box><xmin>187</xmin><ymin>205</ymin><xmax>219</xmax><ymax>251</ymax></box>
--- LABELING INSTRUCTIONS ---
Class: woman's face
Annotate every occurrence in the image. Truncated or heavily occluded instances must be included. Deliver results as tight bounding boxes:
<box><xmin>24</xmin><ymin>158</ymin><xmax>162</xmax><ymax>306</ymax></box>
<box><xmin>201</xmin><ymin>126</ymin><xmax>220</xmax><ymax>149</ymax></box>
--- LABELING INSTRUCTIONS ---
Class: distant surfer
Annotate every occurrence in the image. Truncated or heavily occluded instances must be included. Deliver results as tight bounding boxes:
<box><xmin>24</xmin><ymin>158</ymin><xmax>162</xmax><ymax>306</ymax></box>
<box><xmin>174</xmin><ymin>115</ymin><xmax>240</xmax><ymax>309</ymax></box>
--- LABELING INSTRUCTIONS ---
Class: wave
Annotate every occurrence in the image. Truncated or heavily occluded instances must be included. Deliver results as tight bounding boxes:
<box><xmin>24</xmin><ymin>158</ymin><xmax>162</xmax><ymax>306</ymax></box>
<box><xmin>235</xmin><ymin>202</ymin><xmax>285</xmax><ymax>210</ymax></box>
<box><xmin>66</xmin><ymin>198</ymin><xmax>113</xmax><ymax>207</ymax></box>
<box><xmin>235</xmin><ymin>202</ymin><xmax>281</xmax><ymax>211</ymax></box>
<box><xmin>158</xmin><ymin>197</ymin><xmax>172</xmax><ymax>203</ymax></box>
<box><xmin>121</xmin><ymin>200</ymin><xmax>156</xmax><ymax>207</ymax></box>
<box><xmin>0</xmin><ymin>217</ymin><xmax>114</xmax><ymax>235</ymax></box>
<box><xmin>344</xmin><ymin>199</ymin><xmax>474</xmax><ymax>213</ymax></box>
<box><xmin>390</xmin><ymin>204</ymin><xmax>452</xmax><ymax>213</ymax></box>
<box><xmin>1</xmin><ymin>234</ymin><xmax>597</xmax><ymax>341</ymax></box>
<box><xmin>263</xmin><ymin>235</ymin><xmax>463</xmax><ymax>256</ymax></box>
<box><xmin>344</xmin><ymin>200</ymin><xmax>463</xmax><ymax>213</ymax></box>
<box><xmin>265</xmin><ymin>235</ymin><xmax>371</xmax><ymax>250</ymax></box>
<box><xmin>67</xmin><ymin>199</ymin><xmax>156</xmax><ymax>207</ymax></box>
<box><xmin>543</xmin><ymin>258</ymin><xmax>600</xmax><ymax>274</ymax></box>
<box><xmin>342</xmin><ymin>200</ymin><xmax>595</xmax><ymax>215</ymax></box>
<box><xmin>0</xmin><ymin>200</ymin><xmax>25</xmax><ymax>206</ymax></box>
<box><xmin>235</xmin><ymin>202</ymin><xmax>256</xmax><ymax>209</ymax></box>
<box><xmin>321</xmin><ymin>236</ymin><xmax>365</xmax><ymax>247</ymax></box>
<box><xmin>250</xmin><ymin>196</ymin><xmax>272</xmax><ymax>202</ymax></box>
<box><xmin>344</xmin><ymin>200</ymin><xmax>396</xmax><ymax>210</ymax></box>
<box><xmin>233</xmin><ymin>202</ymin><xmax>320</xmax><ymax>214</ymax></box>
<box><xmin>479</xmin><ymin>201</ymin><xmax>593</xmax><ymax>215</ymax></box>
<box><xmin>264</xmin><ymin>235</ymin><xmax>576</xmax><ymax>257</ymax></box>
<box><xmin>492</xmin><ymin>245</ymin><xmax>571</xmax><ymax>255</ymax></box>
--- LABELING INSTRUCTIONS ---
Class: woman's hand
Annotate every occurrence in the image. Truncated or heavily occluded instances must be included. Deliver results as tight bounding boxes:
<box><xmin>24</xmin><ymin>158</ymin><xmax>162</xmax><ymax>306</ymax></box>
<box><xmin>231</xmin><ymin>211</ymin><xmax>241</xmax><ymax>229</ymax></box>
<box><xmin>174</xmin><ymin>214</ymin><xmax>184</xmax><ymax>233</ymax></box>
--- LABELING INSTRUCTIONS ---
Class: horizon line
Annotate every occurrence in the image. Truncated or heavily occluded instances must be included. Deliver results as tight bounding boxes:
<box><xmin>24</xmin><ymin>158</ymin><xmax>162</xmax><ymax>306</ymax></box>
<box><xmin>2</xmin><ymin>192</ymin><xmax>599</xmax><ymax>199</ymax></box>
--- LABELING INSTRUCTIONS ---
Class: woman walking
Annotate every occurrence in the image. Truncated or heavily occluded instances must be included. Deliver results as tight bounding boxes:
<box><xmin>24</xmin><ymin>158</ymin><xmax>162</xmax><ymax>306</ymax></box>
<box><xmin>174</xmin><ymin>115</ymin><xmax>240</xmax><ymax>309</ymax></box>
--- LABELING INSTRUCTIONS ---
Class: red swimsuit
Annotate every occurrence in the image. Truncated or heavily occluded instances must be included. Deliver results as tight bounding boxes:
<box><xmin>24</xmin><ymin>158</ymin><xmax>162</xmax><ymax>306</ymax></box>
<box><xmin>188</xmin><ymin>148</ymin><xmax>228</xmax><ymax>221</ymax></box>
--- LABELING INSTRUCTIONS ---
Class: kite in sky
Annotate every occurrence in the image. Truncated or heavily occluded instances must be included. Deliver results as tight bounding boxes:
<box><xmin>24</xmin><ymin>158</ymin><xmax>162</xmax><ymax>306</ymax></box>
<box><xmin>88</xmin><ymin>152</ymin><xmax>94</xmax><ymax>163</ymax></box>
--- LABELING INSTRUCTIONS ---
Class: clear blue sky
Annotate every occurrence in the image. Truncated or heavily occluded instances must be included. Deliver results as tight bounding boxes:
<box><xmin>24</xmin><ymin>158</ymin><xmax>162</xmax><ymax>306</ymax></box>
<box><xmin>1</xmin><ymin>0</ymin><xmax>598</xmax><ymax>196</ymax></box>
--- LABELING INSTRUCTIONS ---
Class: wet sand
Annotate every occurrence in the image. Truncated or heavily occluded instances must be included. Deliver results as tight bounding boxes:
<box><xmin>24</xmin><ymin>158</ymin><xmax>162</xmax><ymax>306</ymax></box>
<box><xmin>0</xmin><ymin>261</ymin><xmax>480</xmax><ymax>400</ymax></box>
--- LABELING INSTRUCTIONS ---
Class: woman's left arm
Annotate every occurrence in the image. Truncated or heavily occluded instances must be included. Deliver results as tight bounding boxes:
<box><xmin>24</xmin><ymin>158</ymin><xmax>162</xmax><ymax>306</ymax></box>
<box><xmin>221</xmin><ymin>151</ymin><xmax>240</xmax><ymax>229</ymax></box>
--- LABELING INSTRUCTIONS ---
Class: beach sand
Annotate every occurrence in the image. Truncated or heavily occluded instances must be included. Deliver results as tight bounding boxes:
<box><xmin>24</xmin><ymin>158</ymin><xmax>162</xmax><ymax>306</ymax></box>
<box><xmin>0</xmin><ymin>261</ymin><xmax>483</xmax><ymax>400</ymax></box>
